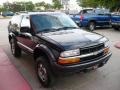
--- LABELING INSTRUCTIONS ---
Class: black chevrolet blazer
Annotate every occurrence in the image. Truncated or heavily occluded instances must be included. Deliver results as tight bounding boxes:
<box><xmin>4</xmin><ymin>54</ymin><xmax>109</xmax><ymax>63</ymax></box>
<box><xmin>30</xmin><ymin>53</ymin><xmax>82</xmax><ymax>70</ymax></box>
<box><xmin>8</xmin><ymin>12</ymin><xmax>112</xmax><ymax>87</ymax></box>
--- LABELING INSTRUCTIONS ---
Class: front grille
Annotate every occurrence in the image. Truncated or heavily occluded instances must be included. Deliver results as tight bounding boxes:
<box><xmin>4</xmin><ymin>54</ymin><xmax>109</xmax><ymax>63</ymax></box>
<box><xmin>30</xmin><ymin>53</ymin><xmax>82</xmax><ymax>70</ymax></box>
<box><xmin>80</xmin><ymin>52</ymin><xmax>104</xmax><ymax>64</ymax></box>
<box><xmin>80</xmin><ymin>43</ymin><xmax>104</xmax><ymax>55</ymax></box>
<box><xmin>79</xmin><ymin>43</ymin><xmax>105</xmax><ymax>64</ymax></box>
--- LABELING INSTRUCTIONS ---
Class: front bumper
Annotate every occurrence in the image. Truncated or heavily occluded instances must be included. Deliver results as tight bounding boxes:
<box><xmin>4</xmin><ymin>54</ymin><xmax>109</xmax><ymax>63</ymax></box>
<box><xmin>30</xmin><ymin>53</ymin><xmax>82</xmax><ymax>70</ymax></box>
<box><xmin>52</xmin><ymin>53</ymin><xmax>112</xmax><ymax>76</ymax></box>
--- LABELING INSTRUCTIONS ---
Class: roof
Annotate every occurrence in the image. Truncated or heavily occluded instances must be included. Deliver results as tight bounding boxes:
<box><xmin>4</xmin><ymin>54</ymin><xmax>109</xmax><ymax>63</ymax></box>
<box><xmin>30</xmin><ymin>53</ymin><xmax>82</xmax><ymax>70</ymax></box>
<box><xmin>16</xmin><ymin>11</ymin><xmax>64</xmax><ymax>16</ymax></box>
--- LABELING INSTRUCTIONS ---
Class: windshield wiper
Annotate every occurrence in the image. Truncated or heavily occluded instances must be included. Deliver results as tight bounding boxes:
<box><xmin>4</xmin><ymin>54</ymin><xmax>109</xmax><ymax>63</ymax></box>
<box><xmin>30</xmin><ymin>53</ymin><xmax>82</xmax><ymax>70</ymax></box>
<box><xmin>57</xmin><ymin>26</ymin><xmax>79</xmax><ymax>30</ymax></box>
<box><xmin>38</xmin><ymin>28</ymin><xmax>58</xmax><ymax>33</ymax></box>
<box><xmin>37</xmin><ymin>27</ymin><xmax>79</xmax><ymax>33</ymax></box>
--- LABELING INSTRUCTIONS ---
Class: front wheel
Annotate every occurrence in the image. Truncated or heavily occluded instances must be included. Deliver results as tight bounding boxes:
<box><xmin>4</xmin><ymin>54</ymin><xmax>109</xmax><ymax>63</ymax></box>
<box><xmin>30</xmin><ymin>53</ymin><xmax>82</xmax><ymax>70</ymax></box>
<box><xmin>88</xmin><ymin>22</ymin><xmax>96</xmax><ymax>31</ymax></box>
<box><xmin>36</xmin><ymin>57</ymin><xmax>55</xmax><ymax>87</ymax></box>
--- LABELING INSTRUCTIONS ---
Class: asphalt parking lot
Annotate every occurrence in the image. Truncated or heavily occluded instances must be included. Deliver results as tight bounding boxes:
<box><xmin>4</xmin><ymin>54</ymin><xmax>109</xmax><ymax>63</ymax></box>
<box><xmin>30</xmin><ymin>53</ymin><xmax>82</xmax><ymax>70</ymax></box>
<box><xmin>0</xmin><ymin>19</ymin><xmax>120</xmax><ymax>90</ymax></box>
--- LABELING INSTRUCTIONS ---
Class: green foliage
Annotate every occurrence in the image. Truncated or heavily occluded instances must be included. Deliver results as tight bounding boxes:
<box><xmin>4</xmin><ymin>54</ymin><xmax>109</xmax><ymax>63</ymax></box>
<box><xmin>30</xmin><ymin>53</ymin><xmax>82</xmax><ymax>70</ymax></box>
<box><xmin>52</xmin><ymin>0</ymin><xmax>63</xmax><ymax>9</ymax></box>
<box><xmin>25</xmin><ymin>1</ymin><xmax>35</xmax><ymax>11</ymax></box>
<box><xmin>77</xmin><ymin>0</ymin><xmax>98</xmax><ymax>8</ymax></box>
<box><xmin>44</xmin><ymin>4</ymin><xmax>52</xmax><ymax>10</ymax></box>
<box><xmin>35</xmin><ymin>1</ymin><xmax>52</xmax><ymax>10</ymax></box>
<box><xmin>77</xmin><ymin>0</ymin><xmax>120</xmax><ymax>10</ymax></box>
<box><xmin>35</xmin><ymin>1</ymin><xmax>46</xmax><ymax>7</ymax></box>
<box><xmin>1</xmin><ymin>0</ymin><xmax>62</xmax><ymax>12</ymax></box>
<box><xmin>0</xmin><ymin>7</ymin><xmax>7</xmax><ymax>12</ymax></box>
<box><xmin>3</xmin><ymin>1</ymin><xmax>34</xmax><ymax>12</ymax></box>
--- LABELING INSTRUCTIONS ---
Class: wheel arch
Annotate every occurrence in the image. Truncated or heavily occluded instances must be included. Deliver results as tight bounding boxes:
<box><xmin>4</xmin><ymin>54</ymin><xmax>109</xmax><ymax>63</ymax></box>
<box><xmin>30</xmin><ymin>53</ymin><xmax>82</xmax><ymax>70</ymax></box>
<box><xmin>88</xmin><ymin>20</ymin><xmax>96</xmax><ymax>25</ymax></box>
<box><xmin>34</xmin><ymin>44</ymin><xmax>56</xmax><ymax>64</ymax></box>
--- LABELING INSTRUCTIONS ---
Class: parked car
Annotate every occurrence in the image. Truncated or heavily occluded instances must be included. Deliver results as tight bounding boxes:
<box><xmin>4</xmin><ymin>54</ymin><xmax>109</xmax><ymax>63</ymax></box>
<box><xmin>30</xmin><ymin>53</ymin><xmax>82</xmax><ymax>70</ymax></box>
<box><xmin>70</xmin><ymin>9</ymin><xmax>111</xmax><ymax>31</ymax></box>
<box><xmin>111</xmin><ymin>12</ymin><xmax>120</xmax><ymax>30</ymax></box>
<box><xmin>2</xmin><ymin>11</ymin><xmax>14</xmax><ymax>17</ymax></box>
<box><xmin>8</xmin><ymin>12</ymin><xmax>112</xmax><ymax>87</ymax></box>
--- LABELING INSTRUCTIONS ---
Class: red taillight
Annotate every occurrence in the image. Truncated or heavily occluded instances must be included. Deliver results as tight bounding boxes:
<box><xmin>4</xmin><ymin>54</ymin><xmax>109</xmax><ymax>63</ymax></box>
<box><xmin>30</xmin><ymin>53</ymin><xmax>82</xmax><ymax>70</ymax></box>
<box><xmin>80</xmin><ymin>15</ymin><xmax>84</xmax><ymax>21</ymax></box>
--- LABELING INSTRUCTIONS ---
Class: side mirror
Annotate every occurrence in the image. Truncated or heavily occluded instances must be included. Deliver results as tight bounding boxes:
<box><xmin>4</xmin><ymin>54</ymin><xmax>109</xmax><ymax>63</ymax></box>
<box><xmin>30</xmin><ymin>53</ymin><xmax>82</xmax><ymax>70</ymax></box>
<box><xmin>20</xmin><ymin>27</ymin><xmax>30</xmax><ymax>33</ymax></box>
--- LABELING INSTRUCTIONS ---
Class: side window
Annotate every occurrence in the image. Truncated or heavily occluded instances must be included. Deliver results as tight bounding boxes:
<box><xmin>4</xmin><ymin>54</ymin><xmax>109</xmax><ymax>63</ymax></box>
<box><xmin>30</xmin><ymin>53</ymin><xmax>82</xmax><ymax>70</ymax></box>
<box><xmin>21</xmin><ymin>15</ymin><xmax>30</xmax><ymax>28</ymax></box>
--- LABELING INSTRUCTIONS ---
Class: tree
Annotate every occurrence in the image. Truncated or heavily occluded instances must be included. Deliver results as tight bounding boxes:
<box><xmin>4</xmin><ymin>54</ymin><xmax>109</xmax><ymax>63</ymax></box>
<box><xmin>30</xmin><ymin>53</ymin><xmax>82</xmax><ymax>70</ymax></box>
<box><xmin>44</xmin><ymin>3</ymin><xmax>52</xmax><ymax>10</ymax></box>
<box><xmin>3</xmin><ymin>1</ymin><xmax>35</xmax><ymax>12</ymax></box>
<box><xmin>77</xmin><ymin>0</ymin><xmax>98</xmax><ymax>8</ymax></box>
<box><xmin>9</xmin><ymin>2</ymin><xmax>23</xmax><ymax>12</ymax></box>
<box><xmin>3</xmin><ymin>2</ymin><xmax>11</xmax><ymax>11</ymax></box>
<box><xmin>77</xmin><ymin>0</ymin><xmax>120</xmax><ymax>11</ymax></box>
<box><xmin>35</xmin><ymin>1</ymin><xmax>46</xmax><ymax>7</ymax></box>
<box><xmin>35</xmin><ymin>1</ymin><xmax>52</xmax><ymax>10</ymax></box>
<box><xmin>52</xmin><ymin>0</ymin><xmax>63</xmax><ymax>9</ymax></box>
<box><xmin>24</xmin><ymin>1</ymin><xmax>34</xmax><ymax>11</ymax></box>
<box><xmin>0</xmin><ymin>7</ymin><xmax>7</xmax><ymax>12</ymax></box>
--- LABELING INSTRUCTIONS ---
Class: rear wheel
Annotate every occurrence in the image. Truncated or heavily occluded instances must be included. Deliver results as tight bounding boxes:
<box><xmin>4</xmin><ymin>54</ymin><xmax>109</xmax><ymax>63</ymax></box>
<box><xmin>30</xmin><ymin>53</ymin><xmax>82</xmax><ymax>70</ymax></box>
<box><xmin>88</xmin><ymin>22</ymin><xmax>96</xmax><ymax>31</ymax></box>
<box><xmin>36</xmin><ymin>56</ymin><xmax>55</xmax><ymax>87</ymax></box>
<box><xmin>10</xmin><ymin>38</ymin><xmax>21</xmax><ymax>57</ymax></box>
<box><xmin>112</xmin><ymin>26</ymin><xmax>119</xmax><ymax>30</ymax></box>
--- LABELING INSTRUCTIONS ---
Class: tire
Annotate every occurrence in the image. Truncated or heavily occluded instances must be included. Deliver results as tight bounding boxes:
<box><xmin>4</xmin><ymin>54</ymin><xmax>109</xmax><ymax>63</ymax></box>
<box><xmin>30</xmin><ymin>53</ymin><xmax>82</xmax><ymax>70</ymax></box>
<box><xmin>36</xmin><ymin>56</ymin><xmax>55</xmax><ymax>88</ymax></box>
<box><xmin>10</xmin><ymin>38</ymin><xmax>21</xmax><ymax>57</ymax></box>
<box><xmin>112</xmin><ymin>26</ymin><xmax>119</xmax><ymax>30</ymax></box>
<box><xmin>88</xmin><ymin>22</ymin><xmax>96</xmax><ymax>31</ymax></box>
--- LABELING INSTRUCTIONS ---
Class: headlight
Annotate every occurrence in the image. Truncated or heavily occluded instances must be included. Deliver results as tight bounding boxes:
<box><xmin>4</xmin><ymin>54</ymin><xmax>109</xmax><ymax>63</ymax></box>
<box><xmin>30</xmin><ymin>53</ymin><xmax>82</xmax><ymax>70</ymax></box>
<box><xmin>60</xmin><ymin>49</ymin><xmax>80</xmax><ymax>58</ymax></box>
<box><xmin>105</xmin><ymin>41</ymin><xmax>110</xmax><ymax>47</ymax></box>
<box><xmin>100</xmin><ymin>37</ymin><xmax>109</xmax><ymax>47</ymax></box>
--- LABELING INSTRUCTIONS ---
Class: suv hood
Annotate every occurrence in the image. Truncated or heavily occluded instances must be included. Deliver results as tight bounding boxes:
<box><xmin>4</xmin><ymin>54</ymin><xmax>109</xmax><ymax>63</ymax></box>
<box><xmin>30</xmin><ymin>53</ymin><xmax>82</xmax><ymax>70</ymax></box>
<box><xmin>39</xmin><ymin>29</ymin><xmax>104</xmax><ymax>50</ymax></box>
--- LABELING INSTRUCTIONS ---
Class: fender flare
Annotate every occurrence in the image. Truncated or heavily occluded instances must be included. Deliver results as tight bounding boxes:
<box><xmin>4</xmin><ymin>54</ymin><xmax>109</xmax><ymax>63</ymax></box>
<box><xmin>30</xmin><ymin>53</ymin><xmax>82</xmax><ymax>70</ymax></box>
<box><xmin>8</xmin><ymin>32</ymin><xmax>16</xmax><ymax>42</ymax></box>
<box><xmin>34</xmin><ymin>44</ymin><xmax>56</xmax><ymax>64</ymax></box>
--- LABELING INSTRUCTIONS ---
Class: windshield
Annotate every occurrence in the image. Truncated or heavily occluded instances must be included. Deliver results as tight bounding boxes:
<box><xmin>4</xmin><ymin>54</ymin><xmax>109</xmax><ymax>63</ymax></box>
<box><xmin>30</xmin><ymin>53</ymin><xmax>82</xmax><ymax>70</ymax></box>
<box><xmin>79</xmin><ymin>9</ymin><xmax>93</xmax><ymax>14</ymax></box>
<box><xmin>31</xmin><ymin>13</ymin><xmax>78</xmax><ymax>33</ymax></box>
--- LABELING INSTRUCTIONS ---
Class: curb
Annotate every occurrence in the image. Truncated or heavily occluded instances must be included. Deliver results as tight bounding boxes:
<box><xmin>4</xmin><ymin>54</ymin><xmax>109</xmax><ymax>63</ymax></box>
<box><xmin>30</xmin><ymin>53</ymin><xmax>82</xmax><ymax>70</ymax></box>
<box><xmin>0</xmin><ymin>48</ymin><xmax>32</xmax><ymax>90</ymax></box>
<box><xmin>114</xmin><ymin>42</ymin><xmax>120</xmax><ymax>49</ymax></box>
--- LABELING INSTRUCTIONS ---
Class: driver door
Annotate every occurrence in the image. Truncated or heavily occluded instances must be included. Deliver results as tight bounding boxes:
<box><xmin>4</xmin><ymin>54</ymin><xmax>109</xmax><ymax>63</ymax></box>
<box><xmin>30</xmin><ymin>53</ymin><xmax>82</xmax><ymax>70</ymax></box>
<box><xmin>17</xmin><ymin>15</ymin><xmax>36</xmax><ymax>54</ymax></box>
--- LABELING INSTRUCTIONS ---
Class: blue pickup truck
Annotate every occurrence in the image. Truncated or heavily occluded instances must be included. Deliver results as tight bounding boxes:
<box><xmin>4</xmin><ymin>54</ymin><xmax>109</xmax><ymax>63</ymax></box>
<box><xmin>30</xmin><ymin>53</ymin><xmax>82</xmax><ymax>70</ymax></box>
<box><xmin>70</xmin><ymin>9</ymin><xmax>111</xmax><ymax>31</ymax></box>
<box><xmin>111</xmin><ymin>13</ymin><xmax>120</xmax><ymax>30</ymax></box>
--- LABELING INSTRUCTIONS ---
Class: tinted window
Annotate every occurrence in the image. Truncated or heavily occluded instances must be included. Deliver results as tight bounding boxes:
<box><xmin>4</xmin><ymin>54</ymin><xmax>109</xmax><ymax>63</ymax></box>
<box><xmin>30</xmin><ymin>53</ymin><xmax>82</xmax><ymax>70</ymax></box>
<box><xmin>31</xmin><ymin>14</ymin><xmax>78</xmax><ymax>32</ymax></box>
<box><xmin>80</xmin><ymin>9</ymin><xmax>93</xmax><ymax>14</ymax></box>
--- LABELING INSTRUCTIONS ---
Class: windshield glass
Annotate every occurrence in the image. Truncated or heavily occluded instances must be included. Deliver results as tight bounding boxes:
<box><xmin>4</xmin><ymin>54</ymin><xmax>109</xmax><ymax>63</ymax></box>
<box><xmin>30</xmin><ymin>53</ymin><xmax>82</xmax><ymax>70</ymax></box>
<box><xmin>31</xmin><ymin>13</ymin><xmax>78</xmax><ymax>33</ymax></box>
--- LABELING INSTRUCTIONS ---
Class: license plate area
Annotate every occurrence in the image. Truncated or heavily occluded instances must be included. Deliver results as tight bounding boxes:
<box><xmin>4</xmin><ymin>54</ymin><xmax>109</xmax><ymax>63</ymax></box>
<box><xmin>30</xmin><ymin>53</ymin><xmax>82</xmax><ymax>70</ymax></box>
<box><xmin>86</xmin><ymin>64</ymin><xmax>98</xmax><ymax>70</ymax></box>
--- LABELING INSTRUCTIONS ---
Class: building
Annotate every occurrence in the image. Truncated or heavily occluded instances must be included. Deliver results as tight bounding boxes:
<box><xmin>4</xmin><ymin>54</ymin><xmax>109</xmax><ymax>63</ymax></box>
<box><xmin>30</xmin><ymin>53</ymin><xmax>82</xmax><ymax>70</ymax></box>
<box><xmin>60</xmin><ymin>0</ymin><xmax>82</xmax><ymax>11</ymax></box>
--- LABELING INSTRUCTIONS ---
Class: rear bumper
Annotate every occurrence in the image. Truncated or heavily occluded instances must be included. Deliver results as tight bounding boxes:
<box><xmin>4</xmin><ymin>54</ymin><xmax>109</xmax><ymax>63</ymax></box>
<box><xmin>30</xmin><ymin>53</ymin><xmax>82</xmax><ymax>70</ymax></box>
<box><xmin>52</xmin><ymin>53</ymin><xmax>112</xmax><ymax>76</ymax></box>
<box><xmin>111</xmin><ymin>22</ymin><xmax>120</xmax><ymax>27</ymax></box>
